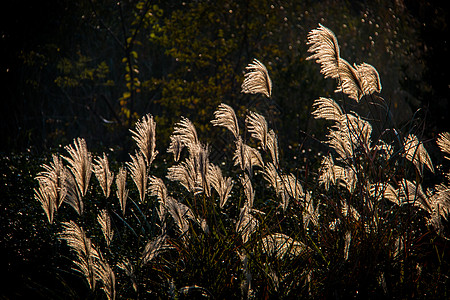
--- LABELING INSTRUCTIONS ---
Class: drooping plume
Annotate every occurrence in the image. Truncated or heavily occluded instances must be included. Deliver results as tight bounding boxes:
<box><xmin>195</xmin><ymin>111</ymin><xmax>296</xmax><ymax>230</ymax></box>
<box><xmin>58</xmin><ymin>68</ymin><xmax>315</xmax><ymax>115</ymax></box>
<box><xmin>306</xmin><ymin>23</ymin><xmax>341</xmax><ymax>79</ymax></box>
<box><xmin>211</xmin><ymin>103</ymin><xmax>240</xmax><ymax>139</ymax></box>
<box><xmin>127</xmin><ymin>152</ymin><xmax>148</xmax><ymax>203</ymax></box>
<box><xmin>116</xmin><ymin>167</ymin><xmax>128</xmax><ymax>215</ymax></box>
<box><xmin>63</xmin><ymin>138</ymin><xmax>92</xmax><ymax>197</ymax></box>
<box><xmin>130</xmin><ymin>113</ymin><xmax>158</xmax><ymax>166</ymax></box>
<box><xmin>241</xmin><ymin>58</ymin><xmax>272</xmax><ymax>98</ymax></box>
<box><xmin>93</xmin><ymin>153</ymin><xmax>114</xmax><ymax>199</ymax></box>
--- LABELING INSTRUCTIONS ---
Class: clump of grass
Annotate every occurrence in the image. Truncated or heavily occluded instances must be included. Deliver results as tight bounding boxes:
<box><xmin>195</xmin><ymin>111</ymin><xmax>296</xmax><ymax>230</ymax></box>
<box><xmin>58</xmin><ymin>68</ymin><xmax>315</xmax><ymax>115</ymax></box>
<box><xmin>33</xmin><ymin>24</ymin><xmax>450</xmax><ymax>299</ymax></box>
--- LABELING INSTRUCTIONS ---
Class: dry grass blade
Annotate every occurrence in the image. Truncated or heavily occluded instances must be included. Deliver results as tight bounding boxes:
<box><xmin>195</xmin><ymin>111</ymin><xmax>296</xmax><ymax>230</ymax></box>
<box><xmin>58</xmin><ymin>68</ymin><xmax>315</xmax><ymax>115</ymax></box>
<box><xmin>306</xmin><ymin>23</ymin><xmax>341</xmax><ymax>79</ymax></box>
<box><xmin>370</xmin><ymin>183</ymin><xmax>400</xmax><ymax>205</ymax></box>
<box><xmin>355</xmin><ymin>62</ymin><xmax>382</xmax><ymax>95</ymax></box>
<box><xmin>211</xmin><ymin>103</ymin><xmax>240</xmax><ymax>139</ymax></box>
<box><xmin>335</xmin><ymin>59</ymin><xmax>363</xmax><ymax>101</ymax></box>
<box><xmin>59</xmin><ymin>221</ymin><xmax>98</xmax><ymax>290</ymax></box>
<box><xmin>94</xmin><ymin>153</ymin><xmax>114</xmax><ymax>198</ymax></box>
<box><xmin>267</xmin><ymin>129</ymin><xmax>279</xmax><ymax>168</ymax></box>
<box><xmin>311</xmin><ymin>97</ymin><xmax>343</xmax><ymax>122</ymax></box>
<box><xmin>127</xmin><ymin>152</ymin><xmax>148</xmax><ymax>203</ymax></box>
<box><xmin>403</xmin><ymin>134</ymin><xmax>434</xmax><ymax>175</ymax></box>
<box><xmin>130</xmin><ymin>113</ymin><xmax>158</xmax><ymax>166</ymax></box>
<box><xmin>63</xmin><ymin>138</ymin><xmax>92</xmax><ymax>197</ymax></box>
<box><xmin>116</xmin><ymin>167</ymin><xmax>128</xmax><ymax>215</ymax></box>
<box><xmin>98</xmin><ymin>209</ymin><xmax>114</xmax><ymax>247</ymax></box>
<box><xmin>241</xmin><ymin>58</ymin><xmax>272</xmax><ymax>98</ymax></box>
<box><xmin>141</xmin><ymin>234</ymin><xmax>166</xmax><ymax>265</ymax></box>
<box><xmin>240</xmin><ymin>173</ymin><xmax>254</xmax><ymax>208</ymax></box>
<box><xmin>344</xmin><ymin>231</ymin><xmax>351</xmax><ymax>260</ymax></box>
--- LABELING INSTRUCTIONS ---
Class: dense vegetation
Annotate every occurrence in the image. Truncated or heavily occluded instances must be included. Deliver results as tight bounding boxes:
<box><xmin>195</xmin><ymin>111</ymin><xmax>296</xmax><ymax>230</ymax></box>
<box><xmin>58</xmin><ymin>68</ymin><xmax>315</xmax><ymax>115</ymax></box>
<box><xmin>1</xmin><ymin>1</ymin><xmax>449</xmax><ymax>299</ymax></box>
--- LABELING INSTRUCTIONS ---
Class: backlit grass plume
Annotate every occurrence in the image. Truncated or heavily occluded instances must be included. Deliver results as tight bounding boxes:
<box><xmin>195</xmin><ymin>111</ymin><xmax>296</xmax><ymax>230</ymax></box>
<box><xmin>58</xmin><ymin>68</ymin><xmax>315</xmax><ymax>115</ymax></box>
<box><xmin>130</xmin><ymin>113</ymin><xmax>158</xmax><ymax>166</ymax></box>
<box><xmin>93</xmin><ymin>153</ymin><xmax>114</xmax><ymax>199</ymax></box>
<box><xmin>63</xmin><ymin>137</ymin><xmax>92</xmax><ymax>197</ymax></box>
<box><xmin>241</xmin><ymin>58</ymin><xmax>272</xmax><ymax>98</ymax></box>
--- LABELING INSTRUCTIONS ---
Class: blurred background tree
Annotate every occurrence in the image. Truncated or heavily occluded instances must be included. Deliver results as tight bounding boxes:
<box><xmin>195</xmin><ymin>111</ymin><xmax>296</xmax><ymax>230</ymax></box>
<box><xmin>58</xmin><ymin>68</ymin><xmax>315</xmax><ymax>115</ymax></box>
<box><xmin>1</xmin><ymin>0</ymin><xmax>448</xmax><ymax>161</ymax></box>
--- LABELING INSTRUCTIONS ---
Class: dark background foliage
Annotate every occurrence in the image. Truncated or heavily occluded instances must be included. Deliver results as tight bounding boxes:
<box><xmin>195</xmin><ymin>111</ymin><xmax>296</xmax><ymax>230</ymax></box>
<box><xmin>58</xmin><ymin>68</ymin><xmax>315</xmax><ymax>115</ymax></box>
<box><xmin>0</xmin><ymin>0</ymin><xmax>448</xmax><ymax>298</ymax></box>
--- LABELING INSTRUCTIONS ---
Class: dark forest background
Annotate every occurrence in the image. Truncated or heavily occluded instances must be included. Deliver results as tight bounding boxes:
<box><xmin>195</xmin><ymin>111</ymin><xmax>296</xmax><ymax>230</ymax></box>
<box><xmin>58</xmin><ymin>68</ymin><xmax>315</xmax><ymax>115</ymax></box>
<box><xmin>0</xmin><ymin>0</ymin><xmax>449</xmax><ymax>298</ymax></box>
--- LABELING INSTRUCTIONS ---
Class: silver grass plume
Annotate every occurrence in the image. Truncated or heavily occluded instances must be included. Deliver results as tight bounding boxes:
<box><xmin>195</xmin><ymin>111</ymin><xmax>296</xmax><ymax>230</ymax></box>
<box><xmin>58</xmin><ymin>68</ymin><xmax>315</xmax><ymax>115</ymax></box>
<box><xmin>34</xmin><ymin>154</ymin><xmax>68</xmax><ymax>223</ymax></box>
<box><xmin>34</xmin><ymin>183</ymin><xmax>56</xmax><ymax>224</ymax></box>
<box><xmin>149</xmin><ymin>176</ymin><xmax>168</xmax><ymax>221</ymax></box>
<box><xmin>306</xmin><ymin>23</ymin><xmax>341</xmax><ymax>79</ymax></box>
<box><xmin>246</xmin><ymin>111</ymin><xmax>269</xmax><ymax>150</ymax></box>
<box><xmin>318</xmin><ymin>154</ymin><xmax>336</xmax><ymax>191</ymax></box>
<box><xmin>236</xmin><ymin>205</ymin><xmax>259</xmax><ymax>244</ymax></box>
<box><xmin>403</xmin><ymin>134</ymin><xmax>434</xmax><ymax>176</ymax></box>
<box><xmin>65</xmin><ymin>172</ymin><xmax>84</xmax><ymax>215</ymax></box>
<box><xmin>211</xmin><ymin>103</ymin><xmax>240</xmax><ymax>139</ymax></box>
<box><xmin>167</xmin><ymin>135</ymin><xmax>184</xmax><ymax>162</ymax></box>
<box><xmin>267</xmin><ymin>129</ymin><xmax>279</xmax><ymax>168</ymax></box>
<box><xmin>398</xmin><ymin>179</ymin><xmax>431</xmax><ymax>212</ymax></box>
<box><xmin>116</xmin><ymin>167</ymin><xmax>128</xmax><ymax>215</ymax></box>
<box><xmin>436</xmin><ymin>132</ymin><xmax>450</xmax><ymax>160</ymax></box>
<box><xmin>98</xmin><ymin>209</ymin><xmax>114</xmax><ymax>247</ymax></box>
<box><xmin>127</xmin><ymin>152</ymin><xmax>148</xmax><ymax>203</ymax></box>
<box><xmin>93</xmin><ymin>153</ymin><xmax>114</xmax><ymax>198</ymax></box>
<box><xmin>94</xmin><ymin>250</ymin><xmax>116</xmax><ymax>300</ymax></box>
<box><xmin>167</xmin><ymin>156</ymin><xmax>201</xmax><ymax>195</ymax></box>
<box><xmin>59</xmin><ymin>221</ymin><xmax>98</xmax><ymax>290</ymax></box>
<box><xmin>335</xmin><ymin>59</ymin><xmax>364</xmax><ymax>101</ymax></box>
<box><xmin>209</xmin><ymin>163</ymin><xmax>233</xmax><ymax>208</ymax></box>
<box><xmin>171</xmin><ymin>117</ymin><xmax>199</xmax><ymax>149</ymax></box>
<box><xmin>190</xmin><ymin>142</ymin><xmax>211</xmax><ymax>197</ymax></box>
<box><xmin>280</xmin><ymin>173</ymin><xmax>304</xmax><ymax>210</ymax></box>
<box><xmin>130</xmin><ymin>113</ymin><xmax>158</xmax><ymax>166</ymax></box>
<box><xmin>141</xmin><ymin>234</ymin><xmax>166</xmax><ymax>265</ymax></box>
<box><xmin>261</xmin><ymin>233</ymin><xmax>308</xmax><ymax>259</ymax></box>
<box><xmin>355</xmin><ymin>62</ymin><xmax>382</xmax><ymax>95</ymax></box>
<box><xmin>240</xmin><ymin>173</ymin><xmax>255</xmax><ymax>208</ymax></box>
<box><xmin>63</xmin><ymin>137</ymin><xmax>92</xmax><ymax>197</ymax></box>
<box><xmin>311</xmin><ymin>97</ymin><xmax>343</xmax><ymax>122</ymax></box>
<box><xmin>241</xmin><ymin>58</ymin><xmax>272</xmax><ymax>98</ymax></box>
<box><xmin>429</xmin><ymin>184</ymin><xmax>450</xmax><ymax>232</ymax></box>
<box><xmin>166</xmin><ymin>197</ymin><xmax>195</xmax><ymax>234</ymax></box>
<box><xmin>263</xmin><ymin>162</ymin><xmax>283</xmax><ymax>196</ymax></box>
<box><xmin>234</xmin><ymin>137</ymin><xmax>264</xmax><ymax>175</ymax></box>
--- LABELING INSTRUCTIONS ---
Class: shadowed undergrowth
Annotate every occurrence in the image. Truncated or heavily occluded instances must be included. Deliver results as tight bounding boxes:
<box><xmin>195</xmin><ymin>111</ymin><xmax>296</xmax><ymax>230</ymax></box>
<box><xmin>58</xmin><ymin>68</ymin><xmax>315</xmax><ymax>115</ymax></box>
<box><xmin>25</xmin><ymin>24</ymin><xmax>450</xmax><ymax>299</ymax></box>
